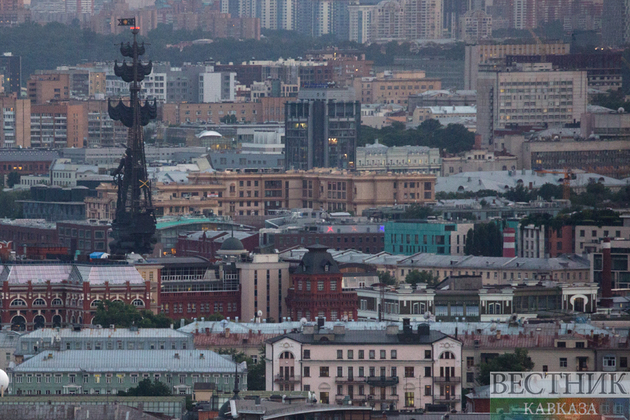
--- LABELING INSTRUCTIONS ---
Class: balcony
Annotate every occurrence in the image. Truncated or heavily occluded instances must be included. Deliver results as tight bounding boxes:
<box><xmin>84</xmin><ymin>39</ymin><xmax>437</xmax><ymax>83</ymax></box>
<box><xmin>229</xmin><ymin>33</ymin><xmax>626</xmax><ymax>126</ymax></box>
<box><xmin>367</xmin><ymin>394</ymin><xmax>399</xmax><ymax>403</ymax></box>
<box><xmin>434</xmin><ymin>376</ymin><xmax>461</xmax><ymax>384</ymax></box>
<box><xmin>366</xmin><ymin>376</ymin><xmax>399</xmax><ymax>387</ymax></box>
<box><xmin>274</xmin><ymin>374</ymin><xmax>301</xmax><ymax>383</ymax></box>
<box><xmin>435</xmin><ymin>395</ymin><xmax>459</xmax><ymax>404</ymax></box>
<box><xmin>335</xmin><ymin>376</ymin><xmax>367</xmax><ymax>384</ymax></box>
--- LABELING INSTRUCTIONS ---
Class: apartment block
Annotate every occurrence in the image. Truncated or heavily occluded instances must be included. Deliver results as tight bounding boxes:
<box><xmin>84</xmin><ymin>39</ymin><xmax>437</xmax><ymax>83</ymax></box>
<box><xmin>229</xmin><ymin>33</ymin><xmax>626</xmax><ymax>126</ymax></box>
<box><xmin>30</xmin><ymin>103</ymin><xmax>87</xmax><ymax>148</ymax></box>
<box><xmin>0</xmin><ymin>95</ymin><xmax>30</xmax><ymax>147</ymax></box>
<box><xmin>27</xmin><ymin>73</ymin><xmax>70</xmax><ymax>104</ymax></box>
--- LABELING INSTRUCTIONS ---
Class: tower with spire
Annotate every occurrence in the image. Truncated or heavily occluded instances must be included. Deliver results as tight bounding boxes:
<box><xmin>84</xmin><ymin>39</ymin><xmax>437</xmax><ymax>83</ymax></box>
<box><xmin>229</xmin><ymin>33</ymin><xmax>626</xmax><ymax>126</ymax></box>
<box><xmin>108</xmin><ymin>19</ymin><xmax>158</xmax><ymax>256</ymax></box>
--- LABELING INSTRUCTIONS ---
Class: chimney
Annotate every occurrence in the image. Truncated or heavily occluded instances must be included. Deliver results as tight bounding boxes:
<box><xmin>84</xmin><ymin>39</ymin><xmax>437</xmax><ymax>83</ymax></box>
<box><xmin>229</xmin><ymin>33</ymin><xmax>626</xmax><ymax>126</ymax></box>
<box><xmin>386</xmin><ymin>324</ymin><xmax>399</xmax><ymax>335</ymax></box>
<box><xmin>417</xmin><ymin>323</ymin><xmax>430</xmax><ymax>337</ymax></box>
<box><xmin>225</xmin><ymin>328</ymin><xmax>231</xmax><ymax>338</ymax></box>
<box><xmin>474</xmin><ymin>134</ymin><xmax>482</xmax><ymax>150</ymax></box>
<box><xmin>503</xmin><ymin>228</ymin><xmax>516</xmax><ymax>258</ymax></box>
<box><xmin>601</xmin><ymin>238</ymin><xmax>613</xmax><ymax>307</ymax></box>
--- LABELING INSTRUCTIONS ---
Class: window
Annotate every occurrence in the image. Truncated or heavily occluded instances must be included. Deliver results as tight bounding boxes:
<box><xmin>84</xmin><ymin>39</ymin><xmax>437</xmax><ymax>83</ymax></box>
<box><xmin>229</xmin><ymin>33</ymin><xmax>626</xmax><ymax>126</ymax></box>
<box><xmin>347</xmin><ymin>350</ymin><xmax>354</xmax><ymax>359</ymax></box>
<box><xmin>560</xmin><ymin>358</ymin><xmax>567</xmax><ymax>368</ymax></box>
<box><xmin>337</xmin><ymin>350</ymin><xmax>343</xmax><ymax>360</ymax></box>
<box><xmin>405</xmin><ymin>367</ymin><xmax>414</xmax><ymax>378</ymax></box>
<box><xmin>604</xmin><ymin>356</ymin><xmax>616</xmax><ymax>368</ymax></box>
<box><xmin>317</xmin><ymin>281</ymin><xmax>324</xmax><ymax>291</ymax></box>
<box><xmin>304</xmin><ymin>350</ymin><xmax>311</xmax><ymax>359</ymax></box>
<box><xmin>391</xmin><ymin>350</ymin><xmax>397</xmax><ymax>359</ymax></box>
<box><xmin>405</xmin><ymin>392</ymin><xmax>414</xmax><ymax>407</ymax></box>
<box><xmin>304</xmin><ymin>367</ymin><xmax>310</xmax><ymax>377</ymax></box>
<box><xmin>576</xmin><ymin>342</ymin><xmax>585</xmax><ymax>348</ymax></box>
<box><xmin>557</xmin><ymin>341</ymin><xmax>566</xmax><ymax>348</ymax></box>
<box><xmin>320</xmin><ymin>367</ymin><xmax>329</xmax><ymax>377</ymax></box>
<box><xmin>337</xmin><ymin>367</ymin><xmax>343</xmax><ymax>377</ymax></box>
<box><xmin>380</xmin><ymin>350</ymin><xmax>386</xmax><ymax>359</ymax></box>
<box><xmin>424</xmin><ymin>367</ymin><xmax>431</xmax><ymax>377</ymax></box>
<box><xmin>424</xmin><ymin>385</ymin><xmax>432</xmax><ymax>396</ymax></box>
<box><xmin>621</xmin><ymin>357</ymin><xmax>628</xmax><ymax>368</ymax></box>
<box><xmin>425</xmin><ymin>350</ymin><xmax>432</xmax><ymax>359</ymax></box>
<box><xmin>467</xmin><ymin>357</ymin><xmax>474</xmax><ymax>368</ymax></box>
<box><xmin>369</xmin><ymin>350</ymin><xmax>375</xmax><ymax>359</ymax></box>
<box><xmin>467</xmin><ymin>372</ymin><xmax>475</xmax><ymax>383</ymax></box>
<box><xmin>359</xmin><ymin>367</ymin><xmax>364</xmax><ymax>377</ymax></box>
<box><xmin>358</xmin><ymin>350</ymin><xmax>364</xmax><ymax>359</ymax></box>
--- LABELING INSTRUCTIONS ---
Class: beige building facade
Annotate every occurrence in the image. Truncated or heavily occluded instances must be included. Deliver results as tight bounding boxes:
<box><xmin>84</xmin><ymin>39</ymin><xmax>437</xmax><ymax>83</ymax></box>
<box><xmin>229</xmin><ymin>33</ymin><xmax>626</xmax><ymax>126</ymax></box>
<box><xmin>464</xmin><ymin>42</ymin><xmax>571</xmax><ymax>90</ymax></box>
<box><xmin>266</xmin><ymin>323</ymin><xmax>462</xmax><ymax>411</ymax></box>
<box><xmin>354</xmin><ymin>71</ymin><xmax>441</xmax><ymax>105</ymax></box>
<box><xmin>477</xmin><ymin>63</ymin><xmax>588</xmax><ymax>146</ymax></box>
<box><xmin>238</xmin><ymin>253</ymin><xmax>291</xmax><ymax>323</ymax></box>
<box><xmin>441</xmin><ymin>149</ymin><xmax>518</xmax><ymax>176</ymax></box>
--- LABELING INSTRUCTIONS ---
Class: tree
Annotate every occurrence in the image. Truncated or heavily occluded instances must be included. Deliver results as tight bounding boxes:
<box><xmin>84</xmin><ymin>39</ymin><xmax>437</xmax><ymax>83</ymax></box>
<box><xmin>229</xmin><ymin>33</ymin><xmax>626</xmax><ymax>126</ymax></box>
<box><xmin>219</xmin><ymin>348</ymin><xmax>266</xmax><ymax>390</ymax></box>
<box><xmin>405</xmin><ymin>270</ymin><xmax>438</xmax><ymax>287</ymax></box>
<box><xmin>92</xmin><ymin>300</ymin><xmax>174</xmax><ymax>328</ymax></box>
<box><xmin>377</xmin><ymin>271</ymin><xmax>396</xmax><ymax>285</ymax></box>
<box><xmin>477</xmin><ymin>348</ymin><xmax>534</xmax><ymax>386</ymax></box>
<box><xmin>403</xmin><ymin>204</ymin><xmax>435</xmax><ymax>219</ymax></box>
<box><xmin>207</xmin><ymin>312</ymin><xmax>225</xmax><ymax>321</ymax></box>
<box><xmin>504</xmin><ymin>184</ymin><xmax>534</xmax><ymax>202</ymax></box>
<box><xmin>536</xmin><ymin>183</ymin><xmax>564</xmax><ymax>201</ymax></box>
<box><xmin>118</xmin><ymin>378</ymin><xmax>172</xmax><ymax>396</ymax></box>
<box><xmin>220</xmin><ymin>114</ymin><xmax>238</xmax><ymax>124</ymax></box>
<box><xmin>6</xmin><ymin>171</ymin><xmax>20</xmax><ymax>188</ymax></box>
<box><xmin>464</xmin><ymin>222</ymin><xmax>503</xmax><ymax>257</ymax></box>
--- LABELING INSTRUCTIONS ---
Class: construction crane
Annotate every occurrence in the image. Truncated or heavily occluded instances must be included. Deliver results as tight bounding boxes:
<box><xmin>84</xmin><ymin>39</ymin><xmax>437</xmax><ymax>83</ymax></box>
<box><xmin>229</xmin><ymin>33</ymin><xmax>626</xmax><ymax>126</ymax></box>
<box><xmin>527</xmin><ymin>28</ymin><xmax>546</xmax><ymax>62</ymax></box>
<box><xmin>534</xmin><ymin>169</ymin><xmax>576</xmax><ymax>200</ymax></box>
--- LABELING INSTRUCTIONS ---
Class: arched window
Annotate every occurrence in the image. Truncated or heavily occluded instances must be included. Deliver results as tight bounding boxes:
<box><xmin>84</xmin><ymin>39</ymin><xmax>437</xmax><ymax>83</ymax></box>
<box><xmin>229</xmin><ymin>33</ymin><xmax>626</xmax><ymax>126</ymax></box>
<box><xmin>52</xmin><ymin>298</ymin><xmax>63</xmax><ymax>306</ymax></box>
<box><xmin>10</xmin><ymin>299</ymin><xmax>27</xmax><ymax>307</ymax></box>
<box><xmin>90</xmin><ymin>299</ymin><xmax>102</xmax><ymax>308</ymax></box>
<box><xmin>33</xmin><ymin>298</ymin><xmax>46</xmax><ymax>306</ymax></box>
<box><xmin>131</xmin><ymin>299</ymin><xmax>145</xmax><ymax>307</ymax></box>
<box><xmin>279</xmin><ymin>351</ymin><xmax>294</xmax><ymax>359</ymax></box>
<box><xmin>439</xmin><ymin>351</ymin><xmax>455</xmax><ymax>360</ymax></box>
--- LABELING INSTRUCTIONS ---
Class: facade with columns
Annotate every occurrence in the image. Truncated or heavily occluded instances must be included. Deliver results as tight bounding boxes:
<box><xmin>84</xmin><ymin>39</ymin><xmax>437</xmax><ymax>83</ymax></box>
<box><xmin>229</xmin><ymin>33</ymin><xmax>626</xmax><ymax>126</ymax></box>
<box><xmin>0</xmin><ymin>263</ymin><xmax>154</xmax><ymax>331</ymax></box>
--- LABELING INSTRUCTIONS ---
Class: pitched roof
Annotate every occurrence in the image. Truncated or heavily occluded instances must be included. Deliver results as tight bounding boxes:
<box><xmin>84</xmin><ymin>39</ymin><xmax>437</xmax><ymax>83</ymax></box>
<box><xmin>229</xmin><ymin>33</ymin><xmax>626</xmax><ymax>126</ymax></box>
<box><xmin>267</xmin><ymin>329</ymin><xmax>452</xmax><ymax>345</ymax></box>
<box><xmin>13</xmin><ymin>350</ymin><xmax>244</xmax><ymax>374</ymax></box>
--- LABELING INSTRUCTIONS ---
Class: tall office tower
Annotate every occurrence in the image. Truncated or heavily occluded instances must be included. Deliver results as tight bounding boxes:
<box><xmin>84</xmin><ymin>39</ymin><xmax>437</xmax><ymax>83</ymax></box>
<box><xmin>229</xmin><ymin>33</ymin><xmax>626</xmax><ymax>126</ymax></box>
<box><xmin>476</xmin><ymin>63</ymin><xmax>587</xmax><ymax>147</ymax></box>
<box><xmin>220</xmin><ymin>0</ymin><xmax>257</xmax><ymax>17</ymax></box>
<box><xmin>375</xmin><ymin>0</ymin><xmax>405</xmax><ymax>40</ymax></box>
<box><xmin>285</xmin><ymin>88</ymin><xmax>360</xmax><ymax>171</ymax></box>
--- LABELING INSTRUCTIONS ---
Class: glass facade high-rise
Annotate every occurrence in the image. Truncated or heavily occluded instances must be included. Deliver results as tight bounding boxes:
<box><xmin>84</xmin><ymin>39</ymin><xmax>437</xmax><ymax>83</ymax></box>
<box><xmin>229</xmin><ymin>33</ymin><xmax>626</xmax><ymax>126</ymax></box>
<box><xmin>285</xmin><ymin>87</ymin><xmax>360</xmax><ymax>170</ymax></box>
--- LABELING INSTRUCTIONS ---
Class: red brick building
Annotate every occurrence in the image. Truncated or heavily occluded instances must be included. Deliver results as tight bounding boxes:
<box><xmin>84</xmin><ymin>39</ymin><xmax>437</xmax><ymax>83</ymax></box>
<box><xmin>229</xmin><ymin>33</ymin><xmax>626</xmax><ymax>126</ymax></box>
<box><xmin>286</xmin><ymin>244</ymin><xmax>358</xmax><ymax>322</ymax></box>
<box><xmin>0</xmin><ymin>220</ymin><xmax>58</xmax><ymax>254</ymax></box>
<box><xmin>0</xmin><ymin>263</ymin><xmax>152</xmax><ymax>331</ymax></box>
<box><xmin>175</xmin><ymin>231</ymin><xmax>259</xmax><ymax>261</ymax></box>
<box><xmin>151</xmin><ymin>256</ymin><xmax>241</xmax><ymax>321</ymax></box>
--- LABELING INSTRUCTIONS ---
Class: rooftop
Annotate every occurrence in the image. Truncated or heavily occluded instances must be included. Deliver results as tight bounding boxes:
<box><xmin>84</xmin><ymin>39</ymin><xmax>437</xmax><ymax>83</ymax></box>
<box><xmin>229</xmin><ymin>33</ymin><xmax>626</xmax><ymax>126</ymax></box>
<box><xmin>18</xmin><ymin>327</ymin><xmax>192</xmax><ymax>340</ymax></box>
<box><xmin>0</xmin><ymin>263</ymin><xmax>144</xmax><ymax>285</ymax></box>
<box><xmin>268</xmin><ymin>328</ymin><xmax>451</xmax><ymax>345</ymax></box>
<box><xmin>13</xmin><ymin>350</ymin><xmax>244</xmax><ymax>374</ymax></box>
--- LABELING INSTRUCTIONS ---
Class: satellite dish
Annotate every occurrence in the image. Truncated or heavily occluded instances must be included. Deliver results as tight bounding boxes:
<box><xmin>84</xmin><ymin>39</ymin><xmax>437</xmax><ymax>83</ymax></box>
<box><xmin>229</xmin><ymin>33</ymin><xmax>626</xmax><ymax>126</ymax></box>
<box><xmin>300</xmin><ymin>318</ymin><xmax>308</xmax><ymax>325</ymax></box>
<box><xmin>257</xmin><ymin>310</ymin><xmax>263</xmax><ymax>317</ymax></box>
<box><xmin>220</xmin><ymin>319</ymin><xmax>228</xmax><ymax>327</ymax></box>
<box><xmin>424</xmin><ymin>311</ymin><xmax>431</xmax><ymax>320</ymax></box>
<box><xmin>490</xmin><ymin>322</ymin><xmax>497</xmax><ymax>331</ymax></box>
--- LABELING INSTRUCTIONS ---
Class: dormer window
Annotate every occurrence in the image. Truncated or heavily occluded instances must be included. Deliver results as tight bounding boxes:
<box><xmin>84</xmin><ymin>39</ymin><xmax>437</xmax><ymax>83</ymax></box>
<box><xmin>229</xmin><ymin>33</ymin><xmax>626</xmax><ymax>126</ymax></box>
<box><xmin>302</xmin><ymin>265</ymin><xmax>306</xmax><ymax>272</ymax></box>
<box><xmin>324</xmin><ymin>264</ymin><xmax>329</xmax><ymax>272</ymax></box>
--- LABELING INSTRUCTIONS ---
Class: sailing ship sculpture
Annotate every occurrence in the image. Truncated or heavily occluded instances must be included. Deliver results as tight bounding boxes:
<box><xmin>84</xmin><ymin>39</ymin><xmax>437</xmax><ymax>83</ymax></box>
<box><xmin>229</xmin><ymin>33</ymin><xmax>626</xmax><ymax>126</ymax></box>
<box><xmin>108</xmin><ymin>19</ymin><xmax>158</xmax><ymax>255</ymax></box>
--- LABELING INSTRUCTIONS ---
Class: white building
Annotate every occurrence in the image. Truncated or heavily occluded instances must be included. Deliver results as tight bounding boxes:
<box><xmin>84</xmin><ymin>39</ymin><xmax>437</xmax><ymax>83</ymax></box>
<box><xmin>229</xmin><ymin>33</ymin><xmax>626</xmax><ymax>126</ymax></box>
<box><xmin>199</xmin><ymin>72</ymin><xmax>236</xmax><ymax>103</ymax></box>
<box><xmin>49</xmin><ymin>158</ymin><xmax>99</xmax><ymax>187</ymax></box>
<box><xmin>141</xmin><ymin>71</ymin><xmax>167</xmax><ymax>103</ymax></box>
<box><xmin>266</xmin><ymin>321</ymin><xmax>462</xmax><ymax>411</ymax></box>
<box><xmin>356</xmin><ymin>141</ymin><xmax>441</xmax><ymax>174</ymax></box>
